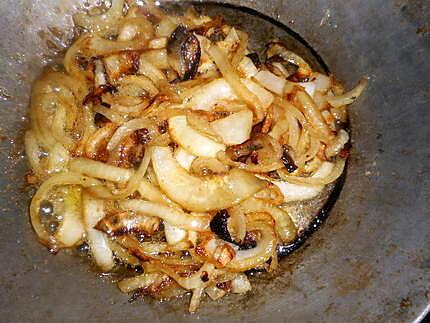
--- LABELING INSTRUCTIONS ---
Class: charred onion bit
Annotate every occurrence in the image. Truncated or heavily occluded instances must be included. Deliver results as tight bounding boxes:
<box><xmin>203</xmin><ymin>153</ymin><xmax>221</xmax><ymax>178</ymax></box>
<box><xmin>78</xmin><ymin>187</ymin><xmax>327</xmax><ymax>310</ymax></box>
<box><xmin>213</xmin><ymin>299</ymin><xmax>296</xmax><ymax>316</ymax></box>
<box><xmin>192</xmin><ymin>15</ymin><xmax>224</xmax><ymax>37</ymax></box>
<box><xmin>135</xmin><ymin>128</ymin><xmax>152</xmax><ymax>145</ymax></box>
<box><xmin>246</xmin><ymin>52</ymin><xmax>261</xmax><ymax>69</ymax></box>
<box><xmin>264</xmin><ymin>41</ymin><xmax>310</xmax><ymax>81</ymax></box>
<box><xmin>210</xmin><ymin>209</ymin><xmax>233</xmax><ymax>242</ymax></box>
<box><xmin>157</xmin><ymin>120</ymin><xmax>168</xmax><ymax>134</ymax></box>
<box><xmin>281</xmin><ymin>145</ymin><xmax>297</xmax><ymax>173</ymax></box>
<box><xmin>226</xmin><ymin>135</ymin><xmax>264</xmax><ymax>162</ymax></box>
<box><xmin>238</xmin><ymin>231</ymin><xmax>258</xmax><ymax>250</ymax></box>
<box><xmin>95</xmin><ymin>211</ymin><xmax>160</xmax><ymax>237</ymax></box>
<box><xmin>167</xmin><ymin>25</ymin><xmax>201</xmax><ymax>81</ymax></box>
<box><xmin>83</xmin><ymin>84</ymin><xmax>117</xmax><ymax>106</ymax></box>
<box><xmin>94</xmin><ymin>113</ymin><xmax>110</xmax><ymax>127</ymax></box>
<box><xmin>265</xmin><ymin>54</ymin><xmax>298</xmax><ymax>78</ymax></box>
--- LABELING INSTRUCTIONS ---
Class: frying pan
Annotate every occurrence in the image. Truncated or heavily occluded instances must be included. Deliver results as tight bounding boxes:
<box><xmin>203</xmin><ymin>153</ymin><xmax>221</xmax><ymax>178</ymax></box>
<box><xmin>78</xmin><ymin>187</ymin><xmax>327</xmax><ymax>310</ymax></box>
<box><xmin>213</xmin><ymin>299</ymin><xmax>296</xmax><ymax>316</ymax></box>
<box><xmin>0</xmin><ymin>0</ymin><xmax>429</xmax><ymax>322</ymax></box>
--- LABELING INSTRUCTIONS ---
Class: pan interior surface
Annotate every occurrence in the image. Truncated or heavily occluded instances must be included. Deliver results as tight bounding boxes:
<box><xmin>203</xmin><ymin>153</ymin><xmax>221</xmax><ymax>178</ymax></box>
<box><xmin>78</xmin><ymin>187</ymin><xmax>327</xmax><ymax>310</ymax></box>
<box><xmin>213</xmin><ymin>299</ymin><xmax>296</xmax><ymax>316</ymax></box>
<box><xmin>0</xmin><ymin>0</ymin><xmax>428</xmax><ymax>322</ymax></box>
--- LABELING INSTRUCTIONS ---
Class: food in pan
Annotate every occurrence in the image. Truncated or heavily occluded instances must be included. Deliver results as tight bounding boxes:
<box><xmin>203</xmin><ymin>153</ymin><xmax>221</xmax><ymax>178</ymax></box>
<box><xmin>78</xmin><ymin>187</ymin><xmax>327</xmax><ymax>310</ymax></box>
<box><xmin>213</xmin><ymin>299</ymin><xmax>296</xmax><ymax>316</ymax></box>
<box><xmin>25</xmin><ymin>0</ymin><xmax>366</xmax><ymax>312</ymax></box>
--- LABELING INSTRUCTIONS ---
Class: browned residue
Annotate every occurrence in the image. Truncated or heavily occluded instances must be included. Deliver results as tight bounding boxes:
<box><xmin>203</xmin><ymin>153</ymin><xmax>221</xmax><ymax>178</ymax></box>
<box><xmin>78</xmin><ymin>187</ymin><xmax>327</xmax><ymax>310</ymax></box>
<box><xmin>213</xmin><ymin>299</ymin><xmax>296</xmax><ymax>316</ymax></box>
<box><xmin>103</xmin><ymin>51</ymin><xmax>140</xmax><ymax>84</ymax></box>
<box><xmin>332</xmin><ymin>261</ymin><xmax>374</xmax><ymax>296</ymax></box>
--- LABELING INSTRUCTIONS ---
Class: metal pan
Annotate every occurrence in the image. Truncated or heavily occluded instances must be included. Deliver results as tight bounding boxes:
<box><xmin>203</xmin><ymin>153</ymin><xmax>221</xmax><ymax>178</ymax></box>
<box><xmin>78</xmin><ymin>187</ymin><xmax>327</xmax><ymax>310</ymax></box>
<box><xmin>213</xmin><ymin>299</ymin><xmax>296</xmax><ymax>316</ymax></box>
<box><xmin>0</xmin><ymin>1</ymin><xmax>428</xmax><ymax>321</ymax></box>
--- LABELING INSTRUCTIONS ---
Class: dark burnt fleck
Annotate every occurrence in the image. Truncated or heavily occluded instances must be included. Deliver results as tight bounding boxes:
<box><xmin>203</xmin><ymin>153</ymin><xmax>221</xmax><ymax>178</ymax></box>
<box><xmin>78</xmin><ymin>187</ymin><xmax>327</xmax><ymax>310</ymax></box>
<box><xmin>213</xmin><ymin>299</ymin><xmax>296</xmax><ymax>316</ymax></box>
<box><xmin>281</xmin><ymin>145</ymin><xmax>298</xmax><ymax>173</ymax></box>
<box><xmin>208</xmin><ymin>27</ymin><xmax>225</xmax><ymax>42</ymax></box>
<box><xmin>200</xmin><ymin>271</ymin><xmax>209</xmax><ymax>282</ymax></box>
<box><xmin>94</xmin><ymin>113</ymin><xmax>110</xmax><ymax>128</ymax></box>
<box><xmin>180</xmin><ymin>33</ymin><xmax>201</xmax><ymax>80</ymax></box>
<box><xmin>267</xmin><ymin>170</ymin><xmax>281</xmax><ymax>180</ymax></box>
<box><xmin>168</xmin><ymin>142</ymin><xmax>178</xmax><ymax>150</ymax></box>
<box><xmin>339</xmin><ymin>148</ymin><xmax>350</xmax><ymax>159</ymax></box>
<box><xmin>167</xmin><ymin>25</ymin><xmax>201</xmax><ymax>81</ymax></box>
<box><xmin>191</xmin><ymin>15</ymin><xmax>224</xmax><ymax>38</ymax></box>
<box><xmin>130</xmin><ymin>51</ymin><xmax>140</xmax><ymax>74</ymax></box>
<box><xmin>226</xmin><ymin>136</ymin><xmax>264</xmax><ymax>163</ymax></box>
<box><xmin>100</xmin><ymin>102</ymin><xmax>111</xmax><ymax>108</ymax></box>
<box><xmin>158</xmin><ymin>120</ymin><xmax>168</xmax><ymax>134</ymax></box>
<box><xmin>288</xmin><ymin>75</ymin><xmax>309</xmax><ymax>82</ymax></box>
<box><xmin>251</xmin><ymin>121</ymin><xmax>264</xmax><ymax>136</ymax></box>
<box><xmin>246</xmin><ymin>52</ymin><xmax>261</xmax><ymax>68</ymax></box>
<box><xmin>239</xmin><ymin>231</ymin><xmax>258</xmax><ymax>250</ymax></box>
<box><xmin>83</xmin><ymin>84</ymin><xmax>117</xmax><ymax>106</ymax></box>
<box><xmin>135</xmin><ymin>128</ymin><xmax>152</xmax><ymax>145</ymax></box>
<box><xmin>216</xmin><ymin>281</ymin><xmax>232</xmax><ymax>291</ymax></box>
<box><xmin>210</xmin><ymin>210</ymin><xmax>233</xmax><ymax>242</ymax></box>
<box><xmin>180</xmin><ymin>250</ymin><xmax>191</xmax><ymax>259</ymax></box>
<box><xmin>75</xmin><ymin>55</ymin><xmax>92</xmax><ymax>71</ymax></box>
<box><xmin>250</xmin><ymin>150</ymin><xmax>259</xmax><ymax>164</ymax></box>
<box><xmin>236</xmin><ymin>155</ymin><xmax>249</xmax><ymax>164</ymax></box>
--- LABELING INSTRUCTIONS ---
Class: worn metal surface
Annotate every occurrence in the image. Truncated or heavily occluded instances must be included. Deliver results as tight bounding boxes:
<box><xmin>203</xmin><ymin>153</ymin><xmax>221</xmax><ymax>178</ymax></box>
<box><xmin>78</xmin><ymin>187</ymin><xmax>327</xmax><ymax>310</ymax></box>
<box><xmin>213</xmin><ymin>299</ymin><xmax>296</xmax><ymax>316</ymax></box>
<box><xmin>0</xmin><ymin>0</ymin><xmax>429</xmax><ymax>322</ymax></box>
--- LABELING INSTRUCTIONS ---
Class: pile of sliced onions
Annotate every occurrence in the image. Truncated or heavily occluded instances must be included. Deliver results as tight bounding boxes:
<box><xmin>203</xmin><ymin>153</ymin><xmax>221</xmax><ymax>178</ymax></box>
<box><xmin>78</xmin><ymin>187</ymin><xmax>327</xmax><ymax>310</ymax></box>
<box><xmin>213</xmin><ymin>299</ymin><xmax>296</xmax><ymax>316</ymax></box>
<box><xmin>26</xmin><ymin>0</ymin><xmax>367</xmax><ymax>313</ymax></box>
<box><xmin>151</xmin><ymin>146</ymin><xmax>264</xmax><ymax>212</ymax></box>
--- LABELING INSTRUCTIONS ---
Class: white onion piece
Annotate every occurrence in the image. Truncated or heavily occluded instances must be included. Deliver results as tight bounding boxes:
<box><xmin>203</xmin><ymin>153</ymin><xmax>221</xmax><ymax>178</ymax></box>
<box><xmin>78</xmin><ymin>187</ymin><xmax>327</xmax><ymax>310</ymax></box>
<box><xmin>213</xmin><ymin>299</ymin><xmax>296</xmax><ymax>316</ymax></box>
<box><xmin>185</xmin><ymin>78</ymin><xmax>235</xmax><ymax>111</ymax></box>
<box><xmin>138</xmin><ymin>59</ymin><xmax>166</xmax><ymax>84</ymax></box>
<box><xmin>272</xmin><ymin>162</ymin><xmax>335</xmax><ymax>202</ymax></box>
<box><xmin>231</xmin><ymin>274</ymin><xmax>252</xmax><ymax>293</ymax></box>
<box><xmin>237</xmin><ymin>56</ymin><xmax>258</xmax><ymax>78</ymax></box>
<box><xmin>174</xmin><ymin>147</ymin><xmax>196</xmax><ymax>171</ymax></box>
<box><xmin>313</xmin><ymin>73</ymin><xmax>331</xmax><ymax>93</ymax></box>
<box><xmin>83</xmin><ymin>193</ymin><xmax>114</xmax><ymax>272</ymax></box>
<box><xmin>148</xmin><ymin>37</ymin><xmax>167</xmax><ymax>49</ymax></box>
<box><xmin>164</xmin><ymin>223</ymin><xmax>188</xmax><ymax>245</ymax></box>
<box><xmin>94</xmin><ymin>60</ymin><xmax>106</xmax><ymax>87</ymax></box>
<box><xmin>118</xmin><ymin>273</ymin><xmax>163</xmax><ymax>293</ymax></box>
<box><xmin>151</xmin><ymin>147</ymin><xmax>264</xmax><ymax>212</ymax></box>
<box><xmin>169</xmin><ymin>116</ymin><xmax>226</xmax><ymax>158</ymax></box>
<box><xmin>55</xmin><ymin>187</ymin><xmax>85</xmax><ymax>247</ymax></box>
<box><xmin>241</xmin><ymin>79</ymin><xmax>274</xmax><ymax>110</ymax></box>
<box><xmin>210</xmin><ymin>110</ymin><xmax>253</xmax><ymax>145</ymax></box>
<box><xmin>47</xmin><ymin>143</ymin><xmax>70</xmax><ymax>174</ymax></box>
<box><xmin>107</xmin><ymin>117</ymin><xmax>155</xmax><ymax>151</ymax></box>
<box><xmin>70</xmin><ymin>158</ymin><xmax>132</xmax><ymax>183</ymax></box>
<box><xmin>254</xmin><ymin>70</ymin><xmax>286</xmax><ymax>95</ymax></box>
<box><xmin>325</xmin><ymin>129</ymin><xmax>349</xmax><ymax>158</ymax></box>
<box><xmin>155</xmin><ymin>17</ymin><xmax>177</xmax><ymax>37</ymax></box>
<box><xmin>185</xmin><ymin>78</ymin><xmax>273</xmax><ymax>113</ymax></box>
<box><xmin>327</xmin><ymin>78</ymin><xmax>368</xmax><ymax>108</ymax></box>
<box><xmin>218</xmin><ymin>27</ymin><xmax>240</xmax><ymax>53</ymax></box>
<box><xmin>298</xmin><ymin>81</ymin><xmax>316</xmax><ymax>98</ymax></box>
<box><xmin>206</xmin><ymin>286</ymin><xmax>227</xmax><ymax>300</ymax></box>
<box><xmin>120</xmin><ymin>200</ymin><xmax>210</xmax><ymax>231</ymax></box>
<box><xmin>299</xmin><ymin>73</ymin><xmax>331</xmax><ymax>98</ymax></box>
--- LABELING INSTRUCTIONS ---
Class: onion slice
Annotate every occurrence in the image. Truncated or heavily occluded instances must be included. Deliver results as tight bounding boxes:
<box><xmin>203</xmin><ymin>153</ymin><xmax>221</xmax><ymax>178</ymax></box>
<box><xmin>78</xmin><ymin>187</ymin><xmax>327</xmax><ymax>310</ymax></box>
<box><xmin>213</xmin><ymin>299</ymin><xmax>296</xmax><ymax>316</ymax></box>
<box><xmin>210</xmin><ymin>110</ymin><xmax>253</xmax><ymax>145</ymax></box>
<box><xmin>225</xmin><ymin>213</ymin><xmax>277</xmax><ymax>272</ymax></box>
<box><xmin>237</xmin><ymin>197</ymin><xmax>296</xmax><ymax>243</ymax></box>
<box><xmin>169</xmin><ymin>115</ymin><xmax>226</xmax><ymax>158</ymax></box>
<box><xmin>151</xmin><ymin>146</ymin><xmax>265</xmax><ymax>212</ymax></box>
<box><xmin>120</xmin><ymin>200</ymin><xmax>211</xmax><ymax>231</ymax></box>
<box><xmin>327</xmin><ymin>78</ymin><xmax>368</xmax><ymax>108</ymax></box>
<box><xmin>83</xmin><ymin>193</ymin><xmax>115</xmax><ymax>272</ymax></box>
